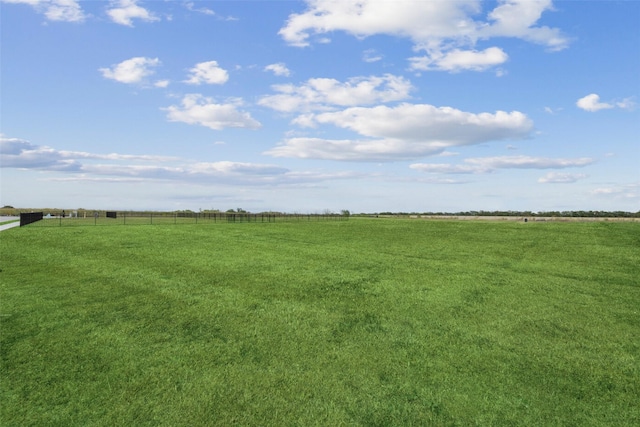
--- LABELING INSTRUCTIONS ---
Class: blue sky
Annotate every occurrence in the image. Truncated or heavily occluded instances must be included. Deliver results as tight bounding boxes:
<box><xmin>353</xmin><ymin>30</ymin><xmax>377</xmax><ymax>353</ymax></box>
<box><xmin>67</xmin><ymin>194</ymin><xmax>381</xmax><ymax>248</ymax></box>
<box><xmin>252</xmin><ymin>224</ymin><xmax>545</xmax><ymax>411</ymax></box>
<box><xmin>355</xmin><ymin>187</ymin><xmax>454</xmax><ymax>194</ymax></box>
<box><xmin>1</xmin><ymin>0</ymin><xmax>638</xmax><ymax>213</ymax></box>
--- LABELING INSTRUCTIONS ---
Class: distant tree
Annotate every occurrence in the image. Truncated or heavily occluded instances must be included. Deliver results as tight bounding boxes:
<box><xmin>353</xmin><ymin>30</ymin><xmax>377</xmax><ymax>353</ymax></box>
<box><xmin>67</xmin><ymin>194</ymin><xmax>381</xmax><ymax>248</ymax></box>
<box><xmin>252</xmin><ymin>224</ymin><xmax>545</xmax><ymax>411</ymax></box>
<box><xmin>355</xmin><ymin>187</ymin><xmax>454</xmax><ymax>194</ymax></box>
<box><xmin>341</xmin><ymin>209</ymin><xmax>351</xmax><ymax>217</ymax></box>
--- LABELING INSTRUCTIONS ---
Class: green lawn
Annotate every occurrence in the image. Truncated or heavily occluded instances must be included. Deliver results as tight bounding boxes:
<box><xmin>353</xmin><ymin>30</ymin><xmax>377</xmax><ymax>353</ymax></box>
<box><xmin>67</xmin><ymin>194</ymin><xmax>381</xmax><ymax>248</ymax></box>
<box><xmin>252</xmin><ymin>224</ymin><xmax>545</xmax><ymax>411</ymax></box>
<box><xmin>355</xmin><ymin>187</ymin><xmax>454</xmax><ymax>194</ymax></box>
<box><xmin>1</xmin><ymin>219</ymin><xmax>638</xmax><ymax>426</ymax></box>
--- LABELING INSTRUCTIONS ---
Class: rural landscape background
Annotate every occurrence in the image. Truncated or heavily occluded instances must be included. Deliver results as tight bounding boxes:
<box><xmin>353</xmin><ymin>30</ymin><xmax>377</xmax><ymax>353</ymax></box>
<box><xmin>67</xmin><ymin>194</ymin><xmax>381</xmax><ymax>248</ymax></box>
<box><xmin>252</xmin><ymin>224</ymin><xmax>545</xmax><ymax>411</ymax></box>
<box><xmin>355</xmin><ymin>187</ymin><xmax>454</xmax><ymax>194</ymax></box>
<box><xmin>1</xmin><ymin>0</ymin><xmax>638</xmax><ymax>425</ymax></box>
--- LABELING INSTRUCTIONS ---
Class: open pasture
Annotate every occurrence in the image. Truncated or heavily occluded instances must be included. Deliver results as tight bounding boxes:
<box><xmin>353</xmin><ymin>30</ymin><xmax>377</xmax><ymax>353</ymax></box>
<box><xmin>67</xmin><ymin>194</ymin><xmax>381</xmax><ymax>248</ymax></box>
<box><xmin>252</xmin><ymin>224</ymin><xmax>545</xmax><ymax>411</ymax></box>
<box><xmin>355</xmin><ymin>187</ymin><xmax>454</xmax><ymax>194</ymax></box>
<box><xmin>1</xmin><ymin>219</ymin><xmax>639</xmax><ymax>425</ymax></box>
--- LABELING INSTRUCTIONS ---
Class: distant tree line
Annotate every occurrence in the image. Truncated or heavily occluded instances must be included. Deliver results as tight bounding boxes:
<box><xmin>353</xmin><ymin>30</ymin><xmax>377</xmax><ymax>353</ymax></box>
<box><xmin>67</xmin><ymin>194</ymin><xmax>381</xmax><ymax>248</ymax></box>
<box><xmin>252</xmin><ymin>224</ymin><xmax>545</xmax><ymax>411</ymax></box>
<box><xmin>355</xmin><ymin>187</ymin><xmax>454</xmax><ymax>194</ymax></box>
<box><xmin>2</xmin><ymin>206</ymin><xmax>637</xmax><ymax>218</ymax></box>
<box><xmin>374</xmin><ymin>210</ymin><xmax>640</xmax><ymax>218</ymax></box>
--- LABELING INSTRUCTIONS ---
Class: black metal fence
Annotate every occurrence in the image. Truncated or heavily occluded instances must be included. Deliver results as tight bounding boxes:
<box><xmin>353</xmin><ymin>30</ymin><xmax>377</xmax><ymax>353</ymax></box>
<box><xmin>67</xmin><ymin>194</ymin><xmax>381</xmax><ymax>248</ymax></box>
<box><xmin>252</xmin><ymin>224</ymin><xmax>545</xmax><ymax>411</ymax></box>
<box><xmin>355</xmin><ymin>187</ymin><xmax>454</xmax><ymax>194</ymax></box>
<box><xmin>24</xmin><ymin>212</ymin><xmax>349</xmax><ymax>227</ymax></box>
<box><xmin>20</xmin><ymin>212</ymin><xmax>43</xmax><ymax>227</ymax></box>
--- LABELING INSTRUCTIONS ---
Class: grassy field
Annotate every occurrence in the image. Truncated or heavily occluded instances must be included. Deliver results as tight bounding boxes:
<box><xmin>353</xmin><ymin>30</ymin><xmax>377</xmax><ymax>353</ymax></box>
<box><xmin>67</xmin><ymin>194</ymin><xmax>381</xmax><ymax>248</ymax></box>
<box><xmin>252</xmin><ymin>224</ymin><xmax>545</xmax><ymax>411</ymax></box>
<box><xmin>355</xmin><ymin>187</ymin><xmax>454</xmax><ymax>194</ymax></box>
<box><xmin>1</xmin><ymin>219</ymin><xmax>638</xmax><ymax>426</ymax></box>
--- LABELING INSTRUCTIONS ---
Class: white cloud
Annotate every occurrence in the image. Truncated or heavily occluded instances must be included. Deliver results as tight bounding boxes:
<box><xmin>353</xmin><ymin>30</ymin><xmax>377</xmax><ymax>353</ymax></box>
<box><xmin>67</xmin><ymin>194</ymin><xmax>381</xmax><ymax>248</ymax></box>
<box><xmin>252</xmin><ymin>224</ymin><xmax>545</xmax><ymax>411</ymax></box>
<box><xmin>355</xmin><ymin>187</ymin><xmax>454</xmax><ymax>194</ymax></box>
<box><xmin>411</xmin><ymin>155</ymin><xmax>594</xmax><ymax>174</ymax></box>
<box><xmin>184</xmin><ymin>61</ymin><xmax>229</xmax><ymax>85</ymax></box>
<box><xmin>58</xmin><ymin>150</ymin><xmax>179</xmax><ymax>162</ymax></box>
<box><xmin>465</xmin><ymin>155</ymin><xmax>593</xmax><ymax>170</ymax></box>
<box><xmin>410</xmin><ymin>47</ymin><xmax>508</xmax><ymax>72</ymax></box>
<box><xmin>577</xmin><ymin>94</ymin><xmax>636</xmax><ymax>112</ymax></box>
<box><xmin>1</xmin><ymin>135</ymin><xmax>362</xmax><ymax>188</ymax></box>
<box><xmin>279</xmin><ymin>1</ymin><xmax>480</xmax><ymax>48</ymax></box>
<box><xmin>439</xmin><ymin>151</ymin><xmax>460</xmax><ymax>157</ymax></box>
<box><xmin>279</xmin><ymin>0</ymin><xmax>568</xmax><ymax>72</ymax></box>
<box><xmin>544</xmin><ymin>106</ymin><xmax>563</xmax><ymax>114</ymax></box>
<box><xmin>258</xmin><ymin>74</ymin><xmax>413</xmax><ymax>112</ymax></box>
<box><xmin>1</xmin><ymin>135</ymin><xmax>79</xmax><ymax>170</ymax></box>
<box><xmin>538</xmin><ymin>172</ymin><xmax>588</xmax><ymax>183</ymax></box>
<box><xmin>266</xmin><ymin>137</ymin><xmax>431</xmax><ymax>162</ymax></box>
<box><xmin>480</xmin><ymin>0</ymin><xmax>569</xmax><ymax>51</ymax></box>
<box><xmin>99</xmin><ymin>57</ymin><xmax>160</xmax><ymax>84</ymax></box>
<box><xmin>410</xmin><ymin>163</ymin><xmax>481</xmax><ymax>174</ymax></box>
<box><xmin>264</xmin><ymin>63</ymin><xmax>291</xmax><ymax>77</ymax></box>
<box><xmin>80</xmin><ymin>162</ymin><xmax>289</xmax><ymax>183</ymax></box>
<box><xmin>362</xmin><ymin>49</ymin><xmax>382</xmax><ymax>63</ymax></box>
<box><xmin>591</xmin><ymin>183</ymin><xmax>639</xmax><ymax>200</ymax></box>
<box><xmin>616</xmin><ymin>97</ymin><xmax>636</xmax><ymax>110</ymax></box>
<box><xmin>164</xmin><ymin>94</ymin><xmax>261</xmax><ymax>131</ymax></box>
<box><xmin>154</xmin><ymin>79</ymin><xmax>170</xmax><ymax>88</ymax></box>
<box><xmin>1</xmin><ymin>0</ymin><xmax>41</xmax><ymax>5</ymax></box>
<box><xmin>188</xmin><ymin>161</ymin><xmax>287</xmax><ymax>176</ymax></box>
<box><xmin>302</xmin><ymin>104</ymin><xmax>532</xmax><ymax>143</ymax></box>
<box><xmin>45</xmin><ymin>0</ymin><xmax>84</xmax><ymax>22</ymax></box>
<box><xmin>576</xmin><ymin>94</ymin><xmax>614</xmax><ymax>112</ymax></box>
<box><xmin>2</xmin><ymin>0</ymin><xmax>86</xmax><ymax>22</ymax></box>
<box><xmin>1</xmin><ymin>135</ymin><xmax>182</xmax><ymax>171</ymax></box>
<box><xmin>266</xmin><ymin>105</ymin><xmax>533</xmax><ymax>161</ymax></box>
<box><xmin>184</xmin><ymin>1</ymin><xmax>215</xmax><ymax>16</ymax></box>
<box><xmin>106</xmin><ymin>0</ymin><xmax>159</xmax><ymax>27</ymax></box>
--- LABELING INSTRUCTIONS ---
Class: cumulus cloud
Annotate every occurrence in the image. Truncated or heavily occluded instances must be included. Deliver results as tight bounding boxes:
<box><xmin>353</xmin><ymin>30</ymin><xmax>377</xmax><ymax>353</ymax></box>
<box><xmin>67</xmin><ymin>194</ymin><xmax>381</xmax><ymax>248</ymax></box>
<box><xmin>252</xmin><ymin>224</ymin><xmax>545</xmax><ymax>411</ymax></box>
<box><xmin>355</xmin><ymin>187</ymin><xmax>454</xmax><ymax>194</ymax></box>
<box><xmin>99</xmin><ymin>57</ymin><xmax>161</xmax><ymax>84</ymax></box>
<box><xmin>184</xmin><ymin>61</ymin><xmax>229</xmax><ymax>85</ymax></box>
<box><xmin>538</xmin><ymin>172</ymin><xmax>588</xmax><ymax>183</ymax></box>
<box><xmin>576</xmin><ymin>93</ymin><xmax>635</xmax><ymax>112</ymax></box>
<box><xmin>576</xmin><ymin>94</ymin><xmax>614</xmax><ymax>112</ymax></box>
<box><xmin>480</xmin><ymin>0</ymin><xmax>569</xmax><ymax>51</ymax></box>
<box><xmin>266</xmin><ymin>104</ymin><xmax>533</xmax><ymax>161</ymax></box>
<box><xmin>258</xmin><ymin>74</ymin><xmax>413</xmax><ymax>113</ymax></box>
<box><xmin>164</xmin><ymin>94</ymin><xmax>261</xmax><ymax>131</ymax></box>
<box><xmin>2</xmin><ymin>0</ymin><xmax>86</xmax><ymax>22</ymax></box>
<box><xmin>264</xmin><ymin>63</ymin><xmax>291</xmax><ymax>77</ymax></box>
<box><xmin>301</xmin><ymin>104</ymin><xmax>532</xmax><ymax>143</ymax></box>
<box><xmin>279</xmin><ymin>1</ymin><xmax>479</xmax><ymax>48</ymax></box>
<box><xmin>279</xmin><ymin>0</ymin><xmax>568</xmax><ymax>72</ymax></box>
<box><xmin>106</xmin><ymin>0</ymin><xmax>159</xmax><ymax>27</ymax></box>
<box><xmin>411</xmin><ymin>155</ymin><xmax>594</xmax><ymax>174</ymax></box>
<box><xmin>45</xmin><ymin>0</ymin><xmax>84</xmax><ymax>22</ymax></box>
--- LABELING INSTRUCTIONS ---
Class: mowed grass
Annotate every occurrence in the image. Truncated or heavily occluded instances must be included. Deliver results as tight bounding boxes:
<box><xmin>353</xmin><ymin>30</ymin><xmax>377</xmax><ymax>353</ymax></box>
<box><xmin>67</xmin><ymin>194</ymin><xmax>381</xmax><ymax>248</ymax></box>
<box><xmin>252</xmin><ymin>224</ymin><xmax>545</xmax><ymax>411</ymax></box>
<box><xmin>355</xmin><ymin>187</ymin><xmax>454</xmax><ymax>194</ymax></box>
<box><xmin>1</xmin><ymin>219</ymin><xmax>638</xmax><ymax>426</ymax></box>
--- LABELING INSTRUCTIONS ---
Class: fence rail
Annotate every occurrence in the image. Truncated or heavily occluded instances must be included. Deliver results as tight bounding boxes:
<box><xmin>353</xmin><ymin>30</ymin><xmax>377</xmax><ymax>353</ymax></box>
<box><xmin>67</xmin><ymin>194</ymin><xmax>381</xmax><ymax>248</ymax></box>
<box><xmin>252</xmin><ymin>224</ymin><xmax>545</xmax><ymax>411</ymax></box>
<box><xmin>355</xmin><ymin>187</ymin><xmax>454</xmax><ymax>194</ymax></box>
<box><xmin>25</xmin><ymin>212</ymin><xmax>349</xmax><ymax>227</ymax></box>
